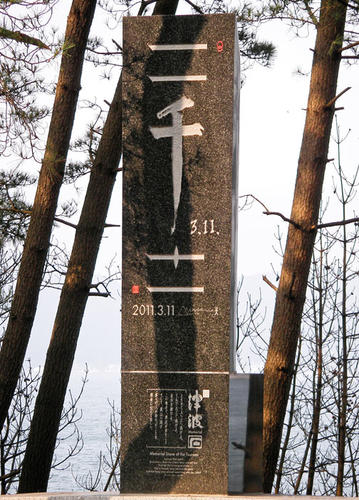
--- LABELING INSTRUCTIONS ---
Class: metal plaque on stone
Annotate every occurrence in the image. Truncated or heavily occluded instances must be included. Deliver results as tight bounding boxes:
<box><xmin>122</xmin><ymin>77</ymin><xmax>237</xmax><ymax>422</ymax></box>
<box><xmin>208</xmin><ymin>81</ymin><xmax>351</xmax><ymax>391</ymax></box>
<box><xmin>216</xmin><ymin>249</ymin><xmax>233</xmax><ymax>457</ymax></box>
<box><xmin>121</xmin><ymin>13</ymin><xmax>239</xmax><ymax>494</ymax></box>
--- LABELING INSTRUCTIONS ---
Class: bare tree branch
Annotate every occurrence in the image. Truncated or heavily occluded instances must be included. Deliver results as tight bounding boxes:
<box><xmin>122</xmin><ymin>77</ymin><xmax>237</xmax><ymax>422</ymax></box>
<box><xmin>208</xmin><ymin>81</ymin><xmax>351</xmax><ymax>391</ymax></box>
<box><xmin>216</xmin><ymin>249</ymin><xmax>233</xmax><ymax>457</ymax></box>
<box><xmin>263</xmin><ymin>275</ymin><xmax>278</xmax><ymax>292</ymax></box>
<box><xmin>325</xmin><ymin>87</ymin><xmax>351</xmax><ymax>108</ymax></box>
<box><xmin>0</xmin><ymin>27</ymin><xmax>49</xmax><ymax>50</ymax></box>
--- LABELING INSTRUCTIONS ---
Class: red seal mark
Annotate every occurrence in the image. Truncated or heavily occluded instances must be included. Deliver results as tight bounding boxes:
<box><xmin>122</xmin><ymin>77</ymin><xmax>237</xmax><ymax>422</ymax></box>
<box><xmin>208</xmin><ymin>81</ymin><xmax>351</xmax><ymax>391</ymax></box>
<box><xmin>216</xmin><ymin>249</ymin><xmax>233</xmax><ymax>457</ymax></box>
<box><xmin>217</xmin><ymin>40</ymin><xmax>224</xmax><ymax>53</ymax></box>
<box><xmin>131</xmin><ymin>285</ymin><xmax>140</xmax><ymax>294</ymax></box>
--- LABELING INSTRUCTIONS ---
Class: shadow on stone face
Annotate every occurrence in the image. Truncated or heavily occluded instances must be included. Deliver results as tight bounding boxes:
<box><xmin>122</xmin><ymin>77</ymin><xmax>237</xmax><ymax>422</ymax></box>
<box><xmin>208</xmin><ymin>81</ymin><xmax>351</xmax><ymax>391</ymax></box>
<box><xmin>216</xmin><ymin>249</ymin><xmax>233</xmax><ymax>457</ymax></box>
<box><xmin>121</xmin><ymin>14</ymin><xmax>209</xmax><ymax>493</ymax></box>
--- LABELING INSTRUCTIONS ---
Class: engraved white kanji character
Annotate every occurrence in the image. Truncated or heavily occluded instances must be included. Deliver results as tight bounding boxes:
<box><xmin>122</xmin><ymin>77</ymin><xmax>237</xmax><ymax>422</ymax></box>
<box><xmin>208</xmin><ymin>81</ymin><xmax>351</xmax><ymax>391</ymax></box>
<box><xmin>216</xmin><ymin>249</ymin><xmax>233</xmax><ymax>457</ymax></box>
<box><xmin>188</xmin><ymin>414</ymin><xmax>203</xmax><ymax>429</ymax></box>
<box><xmin>149</xmin><ymin>96</ymin><xmax>204</xmax><ymax>234</ymax></box>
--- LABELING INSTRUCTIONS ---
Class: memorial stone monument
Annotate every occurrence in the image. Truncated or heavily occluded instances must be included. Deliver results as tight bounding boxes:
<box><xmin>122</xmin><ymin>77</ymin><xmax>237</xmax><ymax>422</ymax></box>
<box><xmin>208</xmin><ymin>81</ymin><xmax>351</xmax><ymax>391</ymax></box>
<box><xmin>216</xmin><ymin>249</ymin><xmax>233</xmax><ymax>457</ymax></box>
<box><xmin>120</xmin><ymin>13</ymin><xmax>261</xmax><ymax>494</ymax></box>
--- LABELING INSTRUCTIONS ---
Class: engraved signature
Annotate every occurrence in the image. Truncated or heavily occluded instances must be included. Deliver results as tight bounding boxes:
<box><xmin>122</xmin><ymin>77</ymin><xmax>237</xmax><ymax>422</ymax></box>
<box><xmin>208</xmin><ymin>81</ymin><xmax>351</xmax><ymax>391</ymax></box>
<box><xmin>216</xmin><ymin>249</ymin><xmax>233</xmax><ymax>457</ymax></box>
<box><xmin>178</xmin><ymin>306</ymin><xmax>219</xmax><ymax>316</ymax></box>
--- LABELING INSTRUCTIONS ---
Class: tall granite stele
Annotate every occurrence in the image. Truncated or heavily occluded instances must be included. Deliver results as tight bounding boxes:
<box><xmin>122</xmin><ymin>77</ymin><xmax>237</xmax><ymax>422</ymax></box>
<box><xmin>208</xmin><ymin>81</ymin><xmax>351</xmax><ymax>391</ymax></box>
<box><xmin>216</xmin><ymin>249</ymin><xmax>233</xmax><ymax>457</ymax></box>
<box><xmin>121</xmin><ymin>13</ymin><xmax>242</xmax><ymax>494</ymax></box>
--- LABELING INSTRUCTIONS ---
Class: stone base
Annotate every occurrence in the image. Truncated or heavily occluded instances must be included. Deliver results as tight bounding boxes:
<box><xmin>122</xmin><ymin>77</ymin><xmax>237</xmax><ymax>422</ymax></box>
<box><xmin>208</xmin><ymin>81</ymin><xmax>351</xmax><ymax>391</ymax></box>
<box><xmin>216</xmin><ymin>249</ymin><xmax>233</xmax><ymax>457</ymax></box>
<box><xmin>0</xmin><ymin>493</ymin><xmax>337</xmax><ymax>500</ymax></box>
<box><xmin>229</xmin><ymin>374</ymin><xmax>263</xmax><ymax>493</ymax></box>
<box><xmin>121</xmin><ymin>373</ymin><xmax>229</xmax><ymax>494</ymax></box>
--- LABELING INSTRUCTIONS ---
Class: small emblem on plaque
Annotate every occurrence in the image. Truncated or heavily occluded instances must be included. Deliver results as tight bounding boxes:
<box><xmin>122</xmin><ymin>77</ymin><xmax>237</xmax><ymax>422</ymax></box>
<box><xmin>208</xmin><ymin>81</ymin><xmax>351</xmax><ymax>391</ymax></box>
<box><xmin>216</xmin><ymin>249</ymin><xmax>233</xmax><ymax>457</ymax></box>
<box><xmin>188</xmin><ymin>435</ymin><xmax>202</xmax><ymax>449</ymax></box>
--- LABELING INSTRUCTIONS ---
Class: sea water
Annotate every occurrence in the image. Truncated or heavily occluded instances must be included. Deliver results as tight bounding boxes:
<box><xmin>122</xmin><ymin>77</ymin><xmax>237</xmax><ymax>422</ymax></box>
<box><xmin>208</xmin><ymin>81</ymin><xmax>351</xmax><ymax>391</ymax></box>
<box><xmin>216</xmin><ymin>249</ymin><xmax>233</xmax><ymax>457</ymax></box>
<box><xmin>48</xmin><ymin>366</ymin><xmax>121</xmax><ymax>492</ymax></box>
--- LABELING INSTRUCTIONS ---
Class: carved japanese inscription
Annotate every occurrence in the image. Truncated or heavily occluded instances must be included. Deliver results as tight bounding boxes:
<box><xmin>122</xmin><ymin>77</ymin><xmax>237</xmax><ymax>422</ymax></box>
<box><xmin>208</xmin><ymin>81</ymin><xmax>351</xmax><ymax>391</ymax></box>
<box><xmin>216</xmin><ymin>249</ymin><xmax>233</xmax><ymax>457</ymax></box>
<box><xmin>150</xmin><ymin>96</ymin><xmax>204</xmax><ymax>235</ymax></box>
<box><xmin>121</xmin><ymin>14</ymin><xmax>239</xmax><ymax>494</ymax></box>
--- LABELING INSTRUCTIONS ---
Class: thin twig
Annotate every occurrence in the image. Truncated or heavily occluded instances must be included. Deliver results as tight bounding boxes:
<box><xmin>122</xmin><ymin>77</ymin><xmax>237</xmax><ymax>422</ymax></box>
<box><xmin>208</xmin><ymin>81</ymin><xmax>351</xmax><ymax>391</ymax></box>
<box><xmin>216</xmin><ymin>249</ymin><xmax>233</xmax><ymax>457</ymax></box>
<box><xmin>0</xmin><ymin>469</ymin><xmax>20</xmax><ymax>481</ymax></box>
<box><xmin>87</xmin><ymin>49</ymin><xmax>121</xmax><ymax>56</ymax></box>
<box><xmin>239</xmin><ymin>193</ymin><xmax>269</xmax><ymax>212</ymax></box>
<box><xmin>339</xmin><ymin>40</ymin><xmax>359</xmax><ymax>52</ymax></box>
<box><xmin>111</xmin><ymin>39</ymin><xmax>122</xmax><ymax>51</ymax></box>
<box><xmin>183</xmin><ymin>0</ymin><xmax>203</xmax><ymax>13</ymax></box>
<box><xmin>303</xmin><ymin>0</ymin><xmax>319</xmax><ymax>25</ymax></box>
<box><xmin>54</xmin><ymin>217</ymin><xmax>77</xmax><ymax>229</ymax></box>
<box><xmin>262</xmin><ymin>275</ymin><xmax>278</xmax><ymax>292</ymax></box>
<box><xmin>315</xmin><ymin>216</ymin><xmax>359</xmax><ymax>230</ymax></box>
<box><xmin>325</xmin><ymin>87</ymin><xmax>351</xmax><ymax>108</ymax></box>
<box><xmin>104</xmin><ymin>448</ymin><xmax>121</xmax><ymax>491</ymax></box>
<box><xmin>264</xmin><ymin>211</ymin><xmax>303</xmax><ymax>231</ymax></box>
<box><xmin>0</xmin><ymin>206</ymin><xmax>31</xmax><ymax>216</ymax></box>
<box><xmin>240</xmin><ymin>194</ymin><xmax>304</xmax><ymax>231</ymax></box>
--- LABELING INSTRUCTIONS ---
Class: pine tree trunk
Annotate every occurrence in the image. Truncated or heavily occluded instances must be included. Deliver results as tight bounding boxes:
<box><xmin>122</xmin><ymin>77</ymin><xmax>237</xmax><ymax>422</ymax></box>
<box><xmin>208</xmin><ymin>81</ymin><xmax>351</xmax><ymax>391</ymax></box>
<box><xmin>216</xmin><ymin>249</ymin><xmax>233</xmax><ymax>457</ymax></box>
<box><xmin>0</xmin><ymin>0</ymin><xmax>97</xmax><ymax>433</ymax></box>
<box><xmin>18</xmin><ymin>73</ymin><xmax>123</xmax><ymax>494</ymax></box>
<box><xmin>263</xmin><ymin>0</ymin><xmax>347</xmax><ymax>491</ymax></box>
<box><xmin>18</xmin><ymin>0</ymin><xmax>179</xmax><ymax>492</ymax></box>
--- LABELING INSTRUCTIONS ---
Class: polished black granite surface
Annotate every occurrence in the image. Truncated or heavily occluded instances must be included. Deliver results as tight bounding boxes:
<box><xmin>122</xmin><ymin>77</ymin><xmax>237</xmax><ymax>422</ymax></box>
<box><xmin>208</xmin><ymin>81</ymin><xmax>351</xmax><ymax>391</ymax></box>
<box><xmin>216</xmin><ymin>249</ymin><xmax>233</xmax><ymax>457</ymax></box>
<box><xmin>121</xmin><ymin>14</ymin><xmax>239</xmax><ymax>494</ymax></box>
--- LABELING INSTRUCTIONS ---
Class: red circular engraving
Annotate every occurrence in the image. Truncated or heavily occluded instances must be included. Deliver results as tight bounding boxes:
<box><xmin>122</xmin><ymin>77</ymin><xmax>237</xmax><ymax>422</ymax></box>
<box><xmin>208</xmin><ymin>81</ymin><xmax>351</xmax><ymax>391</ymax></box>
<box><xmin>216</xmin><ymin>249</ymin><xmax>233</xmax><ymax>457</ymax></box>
<box><xmin>217</xmin><ymin>40</ymin><xmax>224</xmax><ymax>53</ymax></box>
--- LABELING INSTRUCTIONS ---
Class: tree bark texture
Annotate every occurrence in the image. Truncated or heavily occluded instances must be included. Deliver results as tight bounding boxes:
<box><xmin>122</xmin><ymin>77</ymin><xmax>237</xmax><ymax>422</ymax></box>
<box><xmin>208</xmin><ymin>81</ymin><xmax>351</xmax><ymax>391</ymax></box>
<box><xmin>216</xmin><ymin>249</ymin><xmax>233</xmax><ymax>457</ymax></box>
<box><xmin>263</xmin><ymin>0</ymin><xmax>347</xmax><ymax>491</ymax></box>
<box><xmin>0</xmin><ymin>0</ymin><xmax>97</xmax><ymax>433</ymax></box>
<box><xmin>18</xmin><ymin>0</ymin><xmax>179</xmax><ymax>492</ymax></box>
<box><xmin>153</xmin><ymin>0</ymin><xmax>179</xmax><ymax>14</ymax></box>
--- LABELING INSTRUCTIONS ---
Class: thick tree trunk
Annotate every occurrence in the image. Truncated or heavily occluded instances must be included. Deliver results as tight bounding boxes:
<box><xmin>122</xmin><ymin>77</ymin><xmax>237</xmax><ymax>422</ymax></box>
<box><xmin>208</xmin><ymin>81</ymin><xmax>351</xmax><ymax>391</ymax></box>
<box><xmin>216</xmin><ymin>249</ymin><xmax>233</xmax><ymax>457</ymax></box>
<box><xmin>0</xmin><ymin>0</ymin><xmax>97</xmax><ymax>433</ymax></box>
<box><xmin>263</xmin><ymin>0</ymin><xmax>347</xmax><ymax>491</ymax></box>
<box><xmin>153</xmin><ymin>0</ymin><xmax>179</xmax><ymax>13</ymax></box>
<box><xmin>18</xmin><ymin>73</ymin><xmax>123</xmax><ymax>494</ymax></box>
<box><xmin>18</xmin><ymin>0</ymin><xmax>179</xmax><ymax>492</ymax></box>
